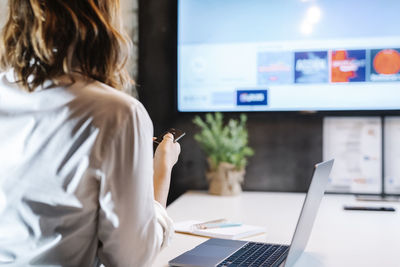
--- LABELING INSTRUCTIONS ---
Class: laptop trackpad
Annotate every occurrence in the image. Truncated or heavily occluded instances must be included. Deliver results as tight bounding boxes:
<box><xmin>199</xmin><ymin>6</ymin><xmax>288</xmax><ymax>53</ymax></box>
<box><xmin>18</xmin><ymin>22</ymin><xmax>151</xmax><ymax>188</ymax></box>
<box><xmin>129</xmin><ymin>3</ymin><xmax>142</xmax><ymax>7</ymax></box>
<box><xmin>169</xmin><ymin>239</ymin><xmax>247</xmax><ymax>267</ymax></box>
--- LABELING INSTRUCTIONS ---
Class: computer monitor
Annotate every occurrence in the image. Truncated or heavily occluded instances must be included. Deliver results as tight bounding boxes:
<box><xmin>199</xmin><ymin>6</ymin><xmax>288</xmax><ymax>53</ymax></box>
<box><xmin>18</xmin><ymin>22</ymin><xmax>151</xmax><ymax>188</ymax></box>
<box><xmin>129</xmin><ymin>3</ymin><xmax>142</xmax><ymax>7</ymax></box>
<box><xmin>177</xmin><ymin>0</ymin><xmax>400</xmax><ymax>112</ymax></box>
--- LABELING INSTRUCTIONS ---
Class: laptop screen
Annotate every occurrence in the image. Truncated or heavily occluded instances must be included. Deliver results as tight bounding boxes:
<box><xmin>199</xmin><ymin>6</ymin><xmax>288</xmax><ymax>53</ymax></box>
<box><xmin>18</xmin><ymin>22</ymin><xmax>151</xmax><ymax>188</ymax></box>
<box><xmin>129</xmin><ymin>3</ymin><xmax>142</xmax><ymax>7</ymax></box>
<box><xmin>284</xmin><ymin>159</ymin><xmax>334</xmax><ymax>266</ymax></box>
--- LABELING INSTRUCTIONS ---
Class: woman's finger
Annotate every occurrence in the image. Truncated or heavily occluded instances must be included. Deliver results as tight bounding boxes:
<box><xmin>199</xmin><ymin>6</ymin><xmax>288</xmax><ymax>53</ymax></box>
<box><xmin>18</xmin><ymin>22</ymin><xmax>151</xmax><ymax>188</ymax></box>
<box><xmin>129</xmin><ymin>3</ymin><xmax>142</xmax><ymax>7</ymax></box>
<box><xmin>163</xmin><ymin>133</ymin><xmax>174</xmax><ymax>142</ymax></box>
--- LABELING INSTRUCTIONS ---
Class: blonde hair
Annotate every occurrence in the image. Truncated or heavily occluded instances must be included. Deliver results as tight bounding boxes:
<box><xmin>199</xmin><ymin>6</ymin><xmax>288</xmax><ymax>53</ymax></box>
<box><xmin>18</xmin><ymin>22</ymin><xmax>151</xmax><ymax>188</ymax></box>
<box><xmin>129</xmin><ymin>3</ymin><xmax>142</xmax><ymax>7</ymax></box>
<box><xmin>0</xmin><ymin>0</ymin><xmax>132</xmax><ymax>92</ymax></box>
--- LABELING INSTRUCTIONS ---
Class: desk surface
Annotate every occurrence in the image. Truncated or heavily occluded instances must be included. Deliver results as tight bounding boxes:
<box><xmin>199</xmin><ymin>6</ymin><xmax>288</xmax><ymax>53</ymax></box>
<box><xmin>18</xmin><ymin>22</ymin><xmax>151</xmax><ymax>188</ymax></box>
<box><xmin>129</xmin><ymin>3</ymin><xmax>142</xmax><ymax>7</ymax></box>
<box><xmin>153</xmin><ymin>191</ymin><xmax>400</xmax><ymax>267</ymax></box>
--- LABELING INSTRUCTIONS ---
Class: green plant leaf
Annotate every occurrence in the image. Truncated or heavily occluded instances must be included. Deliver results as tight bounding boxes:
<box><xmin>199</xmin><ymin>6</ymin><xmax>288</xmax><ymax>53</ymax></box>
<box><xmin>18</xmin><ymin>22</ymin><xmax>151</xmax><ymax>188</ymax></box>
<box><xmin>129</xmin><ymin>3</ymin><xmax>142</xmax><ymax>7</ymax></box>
<box><xmin>193</xmin><ymin>112</ymin><xmax>254</xmax><ymax>170</ymax></box>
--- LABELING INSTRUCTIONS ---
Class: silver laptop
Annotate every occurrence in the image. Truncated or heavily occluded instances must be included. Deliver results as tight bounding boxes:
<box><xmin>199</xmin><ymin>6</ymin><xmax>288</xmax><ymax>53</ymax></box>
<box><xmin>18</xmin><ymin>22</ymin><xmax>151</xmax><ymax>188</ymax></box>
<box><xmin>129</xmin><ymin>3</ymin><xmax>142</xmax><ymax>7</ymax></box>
<box><xmin>169</xmin><ymin>159</ymin><xmax>334</xmax><ymax>267</ymax></box>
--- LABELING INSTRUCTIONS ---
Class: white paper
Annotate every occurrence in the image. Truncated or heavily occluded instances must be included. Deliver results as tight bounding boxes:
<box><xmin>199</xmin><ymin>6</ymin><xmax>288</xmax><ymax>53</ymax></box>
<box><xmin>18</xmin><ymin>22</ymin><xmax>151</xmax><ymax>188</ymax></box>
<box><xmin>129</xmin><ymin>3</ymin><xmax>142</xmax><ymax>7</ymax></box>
<box><xmin>174</xmin><ymin>220</ymin><xmax>265</xmax><ymax>240</ymax></box>
<box><xmin>323</xmin><ymin>117</ymin><xmax>382</xmax><ymax>193</ymax></box>
<box><xmin>384</xmin><ymin>117</ymin><xmax>400</xmax><ymax>194</ymax></box>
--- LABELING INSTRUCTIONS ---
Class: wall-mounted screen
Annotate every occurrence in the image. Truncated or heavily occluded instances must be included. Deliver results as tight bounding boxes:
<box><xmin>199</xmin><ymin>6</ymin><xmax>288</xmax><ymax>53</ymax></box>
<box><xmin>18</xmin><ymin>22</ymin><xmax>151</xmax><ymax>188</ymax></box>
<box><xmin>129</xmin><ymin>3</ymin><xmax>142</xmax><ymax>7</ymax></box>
<box><xmin>178</xmin><ymin>0</ymin><xmax>400</xmax><ymax>112</ymax></box>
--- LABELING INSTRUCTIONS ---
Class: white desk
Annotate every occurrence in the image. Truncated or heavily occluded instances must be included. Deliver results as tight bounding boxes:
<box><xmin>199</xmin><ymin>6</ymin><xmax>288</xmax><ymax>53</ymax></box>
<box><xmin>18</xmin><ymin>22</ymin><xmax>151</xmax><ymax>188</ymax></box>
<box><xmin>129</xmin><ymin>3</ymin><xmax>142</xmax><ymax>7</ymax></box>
<box><xmin>153</xmin><ymin>191</ymin><xmax>400</xmax><ymax>267</ymax></box>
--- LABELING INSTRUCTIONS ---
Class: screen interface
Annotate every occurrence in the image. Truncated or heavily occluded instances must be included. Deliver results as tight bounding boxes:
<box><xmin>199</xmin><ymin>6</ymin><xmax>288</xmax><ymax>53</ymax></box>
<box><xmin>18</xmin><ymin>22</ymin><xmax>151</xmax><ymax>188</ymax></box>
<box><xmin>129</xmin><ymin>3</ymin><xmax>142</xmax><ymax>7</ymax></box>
<box><xmin>178</xmin><ymin>0</ymin><xmax>400</xmax><ymax>112</ymax></box>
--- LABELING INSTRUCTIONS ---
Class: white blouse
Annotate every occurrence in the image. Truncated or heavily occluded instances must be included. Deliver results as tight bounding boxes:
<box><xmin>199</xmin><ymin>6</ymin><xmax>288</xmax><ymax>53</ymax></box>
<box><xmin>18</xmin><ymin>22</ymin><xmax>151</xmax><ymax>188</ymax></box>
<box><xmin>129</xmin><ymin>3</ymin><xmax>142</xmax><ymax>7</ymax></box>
<box><xmin>0</xmin><ymin>71</ymin><xmax>173</xmax><ymax>266</ymax></box>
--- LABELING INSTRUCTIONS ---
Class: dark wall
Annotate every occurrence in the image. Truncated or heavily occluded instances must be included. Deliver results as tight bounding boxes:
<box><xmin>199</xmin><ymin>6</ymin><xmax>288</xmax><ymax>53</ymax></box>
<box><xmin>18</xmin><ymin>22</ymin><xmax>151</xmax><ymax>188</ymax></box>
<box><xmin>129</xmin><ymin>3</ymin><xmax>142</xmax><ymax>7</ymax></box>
<box><xmin>138</xmin><ymin>0</ymin><xmax>323</xmax><ymax>204</ymax></box>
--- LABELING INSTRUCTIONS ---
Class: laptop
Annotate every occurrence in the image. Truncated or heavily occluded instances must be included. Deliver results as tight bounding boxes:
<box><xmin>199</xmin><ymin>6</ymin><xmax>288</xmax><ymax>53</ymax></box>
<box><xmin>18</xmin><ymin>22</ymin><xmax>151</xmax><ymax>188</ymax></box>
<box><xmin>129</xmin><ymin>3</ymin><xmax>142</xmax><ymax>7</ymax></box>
<box><xmin>169</xmin><ymin>159</ymin><xmax>334</xmax><ymax>267</ymax></box>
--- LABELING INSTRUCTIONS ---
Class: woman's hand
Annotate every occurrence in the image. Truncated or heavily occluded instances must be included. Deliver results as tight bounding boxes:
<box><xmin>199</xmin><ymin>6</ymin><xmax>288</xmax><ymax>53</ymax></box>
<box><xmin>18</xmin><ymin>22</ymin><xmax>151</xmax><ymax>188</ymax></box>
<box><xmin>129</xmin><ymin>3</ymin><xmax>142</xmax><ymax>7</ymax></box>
<box><xmin>154</xmin><ymin>133</ymin><xmax>181</xmax><ymax>172</ymax></box>
<box><xmin>153</xmin><ymin>133</ymin><xmax>181</xmax><ymax>207</ymax></box>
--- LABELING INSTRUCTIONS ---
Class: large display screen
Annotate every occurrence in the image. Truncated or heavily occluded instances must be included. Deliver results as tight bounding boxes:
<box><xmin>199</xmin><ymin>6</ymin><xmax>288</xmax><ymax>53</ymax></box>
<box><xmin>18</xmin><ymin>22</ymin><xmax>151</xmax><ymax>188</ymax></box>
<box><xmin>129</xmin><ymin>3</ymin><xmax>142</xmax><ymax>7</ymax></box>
<box><xmin>177</xmin><ymin>0</ymin><xmax>400</xmax><ymax>112</ymax></box>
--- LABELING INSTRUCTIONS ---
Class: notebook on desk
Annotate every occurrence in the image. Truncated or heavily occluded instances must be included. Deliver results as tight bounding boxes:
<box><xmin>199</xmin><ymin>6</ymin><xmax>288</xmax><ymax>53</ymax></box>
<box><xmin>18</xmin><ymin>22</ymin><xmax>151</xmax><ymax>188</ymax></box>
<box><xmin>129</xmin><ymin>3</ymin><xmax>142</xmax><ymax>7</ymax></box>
<box><xmin>169</xmin><ymin>159</ymin><xmax>334</xmax><ymax>267</ymax></box>
<box><xmin>175</xmin><ymin>220</ymin><xmax>266</xmax><ymax>240</ymax></box>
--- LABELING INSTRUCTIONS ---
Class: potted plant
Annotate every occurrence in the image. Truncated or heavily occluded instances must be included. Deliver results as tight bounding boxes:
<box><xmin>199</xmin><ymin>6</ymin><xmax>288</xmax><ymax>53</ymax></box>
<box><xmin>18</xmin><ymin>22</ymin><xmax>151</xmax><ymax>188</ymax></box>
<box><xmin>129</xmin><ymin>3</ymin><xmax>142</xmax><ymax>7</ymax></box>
<box><xmin>193</xmin><ymin>112</ymin><xmax>254</xmax><ymax>196</ymax></box>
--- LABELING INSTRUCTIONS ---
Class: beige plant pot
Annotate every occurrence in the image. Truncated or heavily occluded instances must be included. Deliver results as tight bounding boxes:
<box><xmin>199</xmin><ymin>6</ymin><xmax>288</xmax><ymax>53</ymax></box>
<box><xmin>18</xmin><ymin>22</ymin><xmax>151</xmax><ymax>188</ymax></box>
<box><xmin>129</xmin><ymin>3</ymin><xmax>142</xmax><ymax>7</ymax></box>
<box><xmin>206</xmin><ymin>161</ymin><xmax>245</xmax><ymax>196</ymax></box>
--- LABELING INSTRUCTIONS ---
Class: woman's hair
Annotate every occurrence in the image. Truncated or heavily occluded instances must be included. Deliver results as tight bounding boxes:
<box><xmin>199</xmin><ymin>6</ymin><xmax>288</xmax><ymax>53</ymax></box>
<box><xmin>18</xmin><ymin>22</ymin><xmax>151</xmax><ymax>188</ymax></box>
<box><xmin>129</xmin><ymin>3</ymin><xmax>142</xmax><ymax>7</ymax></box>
<box><xmin>0</xmin><ymin>0</ymin><xmax>132</xmax><ymax>92</ymax></box>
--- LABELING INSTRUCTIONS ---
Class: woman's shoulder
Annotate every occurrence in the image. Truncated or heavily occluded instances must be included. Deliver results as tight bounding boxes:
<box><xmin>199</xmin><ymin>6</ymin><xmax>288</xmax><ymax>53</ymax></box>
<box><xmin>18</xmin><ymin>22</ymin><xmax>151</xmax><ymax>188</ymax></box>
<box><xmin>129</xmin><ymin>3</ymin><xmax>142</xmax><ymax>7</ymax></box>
<box><xmin>71</xmin><ymin>78</ymin><xmax>151</xmax><ymax>130</ymax></box>
<box><xmin>83</xmin><ymin>79</ymin><xmax>141</xmax><ymax>110</ymax></box>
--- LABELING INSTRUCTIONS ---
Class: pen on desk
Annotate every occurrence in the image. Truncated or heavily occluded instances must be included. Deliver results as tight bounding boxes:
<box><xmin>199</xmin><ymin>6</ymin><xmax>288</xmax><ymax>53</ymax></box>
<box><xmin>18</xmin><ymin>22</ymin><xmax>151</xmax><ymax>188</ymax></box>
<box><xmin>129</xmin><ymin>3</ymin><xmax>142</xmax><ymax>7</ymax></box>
<box><xmin>343</xmin><ymin>205</ymin><xmax>396</xmax><ymax>212</ymax></box>
<box><xmin>194</xmin><ymin>218</ymin><xmax>227</xmax><ymax>229</ymax></box>
<box><xmin>200</xmin><ymin>223</ymin><xmax>242</xmax><ymax>229</ymax></box>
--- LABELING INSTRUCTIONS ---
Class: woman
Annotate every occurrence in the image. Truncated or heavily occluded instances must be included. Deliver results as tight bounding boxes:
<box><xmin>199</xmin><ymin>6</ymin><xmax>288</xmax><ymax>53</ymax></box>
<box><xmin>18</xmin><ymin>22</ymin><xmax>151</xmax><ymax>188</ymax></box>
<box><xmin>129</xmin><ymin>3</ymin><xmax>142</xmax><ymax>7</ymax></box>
<box><xmin>0</xmin><ymin>0</ymin><xmax>180</xmax><ymax>266</ymax></box>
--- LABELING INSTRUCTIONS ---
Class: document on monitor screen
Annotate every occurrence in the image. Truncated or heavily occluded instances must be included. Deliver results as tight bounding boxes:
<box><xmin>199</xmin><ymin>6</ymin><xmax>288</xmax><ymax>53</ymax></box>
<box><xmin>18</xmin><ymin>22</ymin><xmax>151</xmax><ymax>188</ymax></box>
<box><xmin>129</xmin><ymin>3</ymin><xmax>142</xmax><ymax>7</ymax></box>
<box><xmin>323</xmin><ymin>117</ymin><xmax>382</xmax><ymax>194</ymax></box>
<box><xmin>384</xmin><ymin>117</ymin><xmax>400</xmax><ymax>194</ymax></box>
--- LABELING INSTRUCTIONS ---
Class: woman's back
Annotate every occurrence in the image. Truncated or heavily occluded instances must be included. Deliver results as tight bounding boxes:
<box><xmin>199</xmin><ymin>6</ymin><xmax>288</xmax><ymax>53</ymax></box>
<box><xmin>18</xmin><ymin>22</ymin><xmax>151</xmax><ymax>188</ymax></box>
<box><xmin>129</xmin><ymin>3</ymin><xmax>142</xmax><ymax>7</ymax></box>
<box><xmin>0</xmin><ymin>72</ymin><xmax>166</xmax><ymax>266</ymax></box>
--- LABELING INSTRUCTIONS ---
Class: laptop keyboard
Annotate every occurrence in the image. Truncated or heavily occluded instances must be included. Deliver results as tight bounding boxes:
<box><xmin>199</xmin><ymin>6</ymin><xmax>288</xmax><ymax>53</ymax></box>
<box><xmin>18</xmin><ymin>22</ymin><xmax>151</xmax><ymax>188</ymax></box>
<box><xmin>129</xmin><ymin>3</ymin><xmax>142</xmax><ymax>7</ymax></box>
<box><xmin>216</xmin><ymin>242</ymin><xmax>289</xmax><ymax>267</ymax></box>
